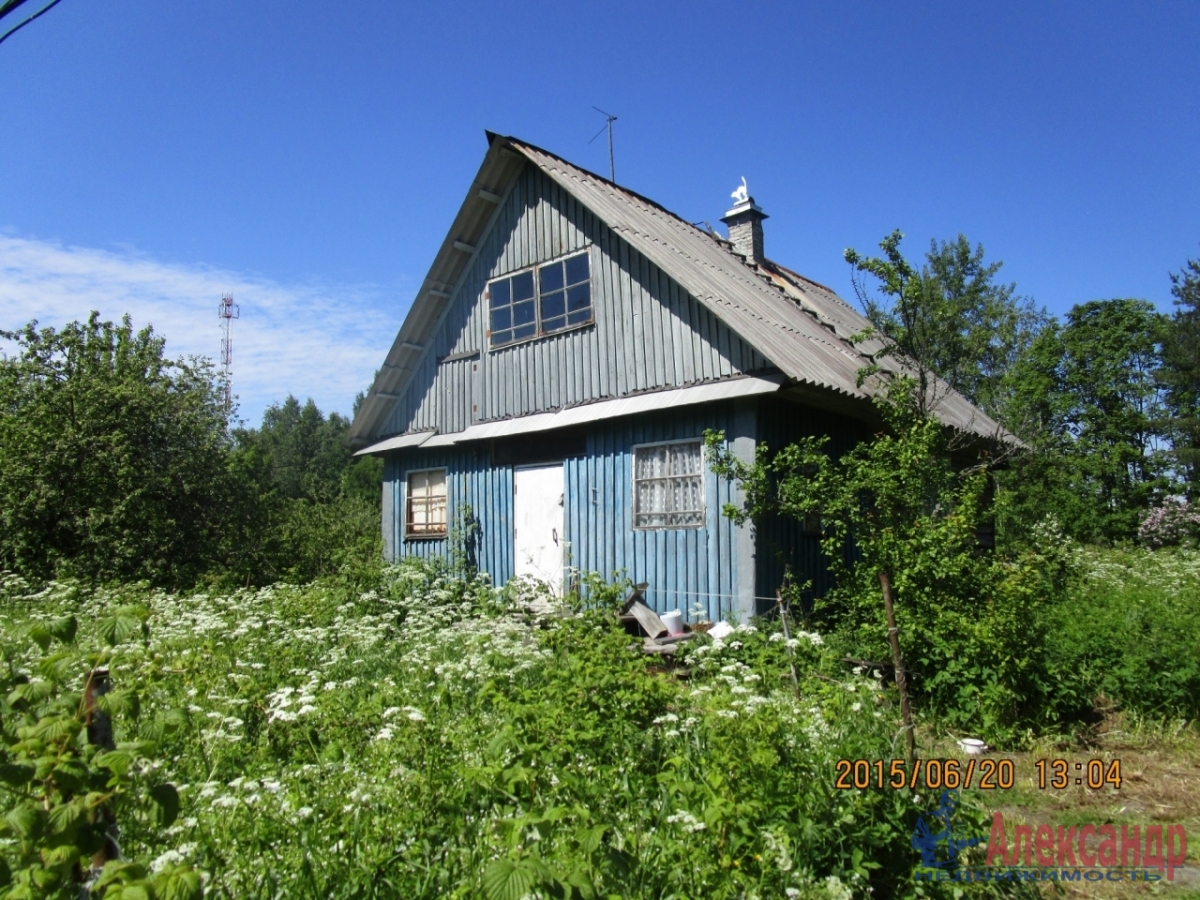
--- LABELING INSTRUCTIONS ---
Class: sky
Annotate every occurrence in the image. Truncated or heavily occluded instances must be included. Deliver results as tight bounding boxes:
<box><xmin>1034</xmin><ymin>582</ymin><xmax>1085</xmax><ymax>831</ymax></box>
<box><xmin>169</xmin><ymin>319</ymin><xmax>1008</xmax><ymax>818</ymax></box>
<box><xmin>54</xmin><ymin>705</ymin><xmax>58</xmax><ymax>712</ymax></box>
<box><xmin>2</xmin><ymin>1</ymin><xmax>1198</xmax><ymax>426</ymax></box>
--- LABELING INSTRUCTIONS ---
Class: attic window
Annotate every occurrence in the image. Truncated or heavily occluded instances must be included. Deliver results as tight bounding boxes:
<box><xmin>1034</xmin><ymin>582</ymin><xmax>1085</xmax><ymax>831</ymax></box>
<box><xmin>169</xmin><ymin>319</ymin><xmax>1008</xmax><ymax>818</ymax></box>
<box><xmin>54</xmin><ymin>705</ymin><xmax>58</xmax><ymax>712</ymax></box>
<box><xmin>633</xmin><ymin>440</ymin><xmax>704</xmax><ymax>529</ymax></box>
<box><xmin>488</xmin><ymin>250</ymin><xmax>592</xmax><ymax>348</ymax></box>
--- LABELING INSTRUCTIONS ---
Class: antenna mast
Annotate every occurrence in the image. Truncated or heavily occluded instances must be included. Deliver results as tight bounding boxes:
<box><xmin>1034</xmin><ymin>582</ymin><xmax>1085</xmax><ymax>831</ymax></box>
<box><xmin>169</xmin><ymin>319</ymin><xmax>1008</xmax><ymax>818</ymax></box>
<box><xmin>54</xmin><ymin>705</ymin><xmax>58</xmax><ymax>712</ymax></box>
<box><xmin>218</xmin><ymin>293</ymin><xmax>239</xmax><ymax>413</ymax></box>
<box><xmin>589</xmin><ymin>107</ymin><xmax>618</xmax><ymax>182</ymax></box>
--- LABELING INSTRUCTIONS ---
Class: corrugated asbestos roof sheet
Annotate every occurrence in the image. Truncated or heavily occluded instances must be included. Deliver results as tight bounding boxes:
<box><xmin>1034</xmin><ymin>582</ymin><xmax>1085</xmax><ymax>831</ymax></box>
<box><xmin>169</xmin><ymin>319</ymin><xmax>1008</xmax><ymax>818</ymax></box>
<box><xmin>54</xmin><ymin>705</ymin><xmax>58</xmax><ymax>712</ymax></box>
<box><xmin>507</xmin><ymin>137</ymin><xmax>1010</xmax><ymax>442</ymax></box>
<box><xmin>348</xmin><ymin>132</ymin><xmax>1013</xmax><ymax>446</ymax></box>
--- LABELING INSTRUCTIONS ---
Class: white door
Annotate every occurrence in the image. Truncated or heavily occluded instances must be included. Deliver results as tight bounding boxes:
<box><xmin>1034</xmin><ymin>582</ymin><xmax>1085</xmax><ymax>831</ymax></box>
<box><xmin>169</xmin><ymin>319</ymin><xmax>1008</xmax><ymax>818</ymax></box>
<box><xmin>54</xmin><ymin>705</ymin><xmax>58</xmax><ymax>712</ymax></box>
<box><xmin>513</xmin><ymin>464</ymin><xmax>565</xmax><ymax>594</ymax></box>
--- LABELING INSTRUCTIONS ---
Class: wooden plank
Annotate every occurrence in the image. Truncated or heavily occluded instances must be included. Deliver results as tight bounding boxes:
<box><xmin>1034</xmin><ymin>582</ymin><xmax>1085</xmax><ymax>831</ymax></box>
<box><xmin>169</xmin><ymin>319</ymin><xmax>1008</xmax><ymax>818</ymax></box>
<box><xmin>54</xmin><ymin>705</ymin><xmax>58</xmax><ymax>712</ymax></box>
<box><xmin>622</xmin><ymin>599</ymin><xmax>667</xmax><ymax>639</ymax></box>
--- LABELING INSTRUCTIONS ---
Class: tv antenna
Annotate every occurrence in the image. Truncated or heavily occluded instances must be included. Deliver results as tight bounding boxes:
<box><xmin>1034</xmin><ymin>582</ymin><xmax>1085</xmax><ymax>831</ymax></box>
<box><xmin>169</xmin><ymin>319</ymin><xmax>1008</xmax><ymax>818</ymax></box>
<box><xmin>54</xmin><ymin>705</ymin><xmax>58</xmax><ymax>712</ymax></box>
<box><xmin>589</xmin><ymin>107</ymin><xmax>618</xmax><ymax>182</ymax></box>
<box><xmin>218</xmin><ymin>293</ymin><xmax>239</xmax><ymax>413</ymax></box>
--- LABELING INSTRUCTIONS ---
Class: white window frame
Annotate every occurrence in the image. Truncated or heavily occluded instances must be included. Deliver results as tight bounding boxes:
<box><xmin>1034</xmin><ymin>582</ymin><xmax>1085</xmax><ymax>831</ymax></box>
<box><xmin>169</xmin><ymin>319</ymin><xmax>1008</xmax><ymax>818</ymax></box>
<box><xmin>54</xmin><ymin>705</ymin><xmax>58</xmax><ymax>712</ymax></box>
<box><xmin>485</xmin><ymin>247</ymin><xmax>594</xmax><ymax>350</ymax></box>
<box><xmin>631</xmin><ymin>438</ymin><xmax>706</xmax><ymax>530</ymax></box>
<box><xmin>404</xmin><ymin>468</ymin><xmax>448</xmax><ymax>540</ymax></box>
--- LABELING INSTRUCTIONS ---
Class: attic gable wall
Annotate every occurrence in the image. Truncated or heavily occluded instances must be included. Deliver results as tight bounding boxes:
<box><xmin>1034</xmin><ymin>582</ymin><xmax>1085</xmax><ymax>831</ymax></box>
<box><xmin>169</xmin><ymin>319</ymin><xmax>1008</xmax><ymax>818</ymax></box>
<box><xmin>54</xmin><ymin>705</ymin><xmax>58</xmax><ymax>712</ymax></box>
<box><xmin>380</xmin><ymin>165</ymin><xmax>769</xmax><ymax>438</ymax></box>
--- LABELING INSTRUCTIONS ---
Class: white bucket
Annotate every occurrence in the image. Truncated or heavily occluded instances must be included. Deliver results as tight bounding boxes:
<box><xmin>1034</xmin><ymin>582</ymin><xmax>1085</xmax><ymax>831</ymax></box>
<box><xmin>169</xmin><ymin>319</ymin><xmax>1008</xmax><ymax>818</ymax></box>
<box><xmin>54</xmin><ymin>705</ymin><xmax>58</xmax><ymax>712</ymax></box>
<box><xmin>661</xmin><ymin>610</ymin><xmax>684</xmax><ymax>636</ymax></box>
<box><xmin>957</xmin><ymin>738</ymin><xmax>988</xmax><ymax>755</ymax></box>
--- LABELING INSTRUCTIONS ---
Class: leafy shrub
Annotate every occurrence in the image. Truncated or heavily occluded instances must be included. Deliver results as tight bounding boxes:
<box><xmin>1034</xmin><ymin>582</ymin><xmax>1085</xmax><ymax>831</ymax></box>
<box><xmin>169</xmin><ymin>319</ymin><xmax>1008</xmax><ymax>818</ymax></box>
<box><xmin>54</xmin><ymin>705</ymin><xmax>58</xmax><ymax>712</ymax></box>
<box><xmin>1138</xmin><ymin>499</ymin><xmax>1200</xmax><ymax>548</ymax></box>
<box><xmin>0</xmin><ymin>588</ymin><xmax>200</xmax><ymax>899</ymax></box>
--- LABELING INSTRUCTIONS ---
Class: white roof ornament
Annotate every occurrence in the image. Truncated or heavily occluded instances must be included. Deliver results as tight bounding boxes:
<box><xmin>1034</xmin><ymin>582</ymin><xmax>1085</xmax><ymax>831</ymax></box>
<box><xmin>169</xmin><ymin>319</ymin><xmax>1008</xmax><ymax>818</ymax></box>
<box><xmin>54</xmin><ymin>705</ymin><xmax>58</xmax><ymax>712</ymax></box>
<box><xmin>731</xmin><ymin>176</ymin><xmax>749</xmax><ymax>204</ymax></box>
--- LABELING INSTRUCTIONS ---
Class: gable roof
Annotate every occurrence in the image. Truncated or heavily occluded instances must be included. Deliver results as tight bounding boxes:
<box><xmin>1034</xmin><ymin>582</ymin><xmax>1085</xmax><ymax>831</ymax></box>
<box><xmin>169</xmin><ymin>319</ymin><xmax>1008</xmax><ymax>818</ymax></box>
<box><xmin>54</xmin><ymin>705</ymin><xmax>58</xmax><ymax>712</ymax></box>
<box><xmin>348</xmin><ymin>133</ymin><xmax>1011</xmax><ymax>447</ymax></box>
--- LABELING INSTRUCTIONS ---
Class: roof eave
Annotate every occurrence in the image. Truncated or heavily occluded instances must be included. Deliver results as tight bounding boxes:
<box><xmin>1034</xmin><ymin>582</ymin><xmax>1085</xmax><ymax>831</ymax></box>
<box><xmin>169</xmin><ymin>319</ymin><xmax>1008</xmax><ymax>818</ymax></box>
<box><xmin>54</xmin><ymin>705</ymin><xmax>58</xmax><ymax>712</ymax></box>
<box><xmin>346</xmin><ymin>133</ymin><xmax>527</xmax><ymax>446</ymax></box>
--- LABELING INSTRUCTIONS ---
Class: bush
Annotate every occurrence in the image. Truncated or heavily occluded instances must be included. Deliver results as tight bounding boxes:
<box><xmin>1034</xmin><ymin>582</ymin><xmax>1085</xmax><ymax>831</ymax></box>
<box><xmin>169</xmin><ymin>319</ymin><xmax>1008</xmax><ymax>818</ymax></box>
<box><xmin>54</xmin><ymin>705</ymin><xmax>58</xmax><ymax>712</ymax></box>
<box><xmin>1139</xmin><ymin>499</ymin><xmax>1200</xmax><ymax>548</ymax></box>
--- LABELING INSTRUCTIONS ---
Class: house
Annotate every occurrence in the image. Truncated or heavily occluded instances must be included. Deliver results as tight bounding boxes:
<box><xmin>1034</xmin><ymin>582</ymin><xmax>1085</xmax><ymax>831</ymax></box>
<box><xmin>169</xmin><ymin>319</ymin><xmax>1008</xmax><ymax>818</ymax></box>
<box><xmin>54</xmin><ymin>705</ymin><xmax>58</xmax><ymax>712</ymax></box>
<box><xmin>347</xmin><ymin>133</ymin><xmax>1006</xmax><ymax>623</ymax></box>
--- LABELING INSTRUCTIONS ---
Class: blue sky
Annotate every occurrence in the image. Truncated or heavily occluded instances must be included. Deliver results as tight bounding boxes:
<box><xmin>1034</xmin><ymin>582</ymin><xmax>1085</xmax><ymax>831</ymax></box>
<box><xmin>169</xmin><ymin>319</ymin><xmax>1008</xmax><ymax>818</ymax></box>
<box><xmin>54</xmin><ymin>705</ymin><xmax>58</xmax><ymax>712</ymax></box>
<box><xmin>2</xmin><ymin>1</ymin><xmax>1197</xmax><ymax>425</ymax></box>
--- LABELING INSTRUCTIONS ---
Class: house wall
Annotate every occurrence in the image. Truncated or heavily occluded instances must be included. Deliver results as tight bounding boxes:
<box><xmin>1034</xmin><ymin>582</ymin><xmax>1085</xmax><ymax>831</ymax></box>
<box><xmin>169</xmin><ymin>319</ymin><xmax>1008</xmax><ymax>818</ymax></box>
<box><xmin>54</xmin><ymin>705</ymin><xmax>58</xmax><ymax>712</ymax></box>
<box><xmin>384</xmin><ymin>401</ymin><xmax>756</xmax><ymax>624</ymax></box>
<box><xmin>380</xmin><ymin>164</ymin><xmax>769</xmax><ymax>438</ymax></box>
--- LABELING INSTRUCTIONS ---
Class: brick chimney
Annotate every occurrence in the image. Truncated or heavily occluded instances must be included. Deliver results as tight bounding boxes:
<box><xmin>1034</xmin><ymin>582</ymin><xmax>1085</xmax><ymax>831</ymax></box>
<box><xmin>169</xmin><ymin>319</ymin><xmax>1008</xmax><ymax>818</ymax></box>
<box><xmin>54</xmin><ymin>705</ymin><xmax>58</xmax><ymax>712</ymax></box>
<box><xmin>720</xmin><ymin>179</ymin><xmax>768</xmax><ymax>264</ymax></box>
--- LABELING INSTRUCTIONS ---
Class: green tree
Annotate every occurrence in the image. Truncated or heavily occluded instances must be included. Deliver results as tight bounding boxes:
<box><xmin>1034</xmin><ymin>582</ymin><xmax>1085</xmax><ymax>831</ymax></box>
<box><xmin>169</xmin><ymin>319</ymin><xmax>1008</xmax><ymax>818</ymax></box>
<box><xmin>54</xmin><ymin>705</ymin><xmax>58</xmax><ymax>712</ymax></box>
<box><xmin>231</xmin><ymin>396</ymin><xmax>383</xmax><ymax>584</ymax></box>
<box><xmin>1001</xmin><ymin>299</ymin><xmax>1171</xmax><ymax>542</ymax></box>
<box><xmin>844</xmin><ymin>230</ymin><xmax>1048</xmax><ymax>421</ymax></box>
<box><xmin>0</xmin><ymin>314</ymin><xmax>242</xmax><ymax>586</ymax></box>
<box><xmin>235</xmin><ymin>395</ymin><xmax>382</xmax><ymax>507</ymax></box>
<box><xmin>1161</xmin><ymin>253</ymin><xmax>1200</xmax><ymax>497</ymax></box>
<box><xmin>708</xmin><ymin>378</ymin><xmax>1057</xmax><ymax>747</ymax></box>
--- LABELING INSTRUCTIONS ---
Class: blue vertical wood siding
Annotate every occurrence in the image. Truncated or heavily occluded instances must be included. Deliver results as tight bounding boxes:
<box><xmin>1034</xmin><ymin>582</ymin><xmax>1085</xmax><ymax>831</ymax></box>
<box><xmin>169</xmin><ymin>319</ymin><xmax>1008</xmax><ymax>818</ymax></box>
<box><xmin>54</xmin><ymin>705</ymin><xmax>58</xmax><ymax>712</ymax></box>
<box><xmin>381</xmin><ymin>164</ymin><xmax>769</xmax><ymax>438</ymax></box>
<box><xmin>384</xmin><ymin>447</ymin><xmax>515</xmax><ymax>586</ymax></box>
<box><xmin>385</xmin><ymin>401</ymin><xmax>756</xmax><ymax>624</ymax></box>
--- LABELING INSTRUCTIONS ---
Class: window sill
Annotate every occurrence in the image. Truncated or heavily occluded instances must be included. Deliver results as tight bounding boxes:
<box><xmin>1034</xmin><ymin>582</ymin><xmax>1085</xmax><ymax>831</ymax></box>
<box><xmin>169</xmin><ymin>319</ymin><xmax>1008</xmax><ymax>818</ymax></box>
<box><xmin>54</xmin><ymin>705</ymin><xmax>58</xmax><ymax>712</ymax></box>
<box><xmin>403</xmin><ymin>532</ymin><xmax>447</xmax><ymax>541</ymax></box>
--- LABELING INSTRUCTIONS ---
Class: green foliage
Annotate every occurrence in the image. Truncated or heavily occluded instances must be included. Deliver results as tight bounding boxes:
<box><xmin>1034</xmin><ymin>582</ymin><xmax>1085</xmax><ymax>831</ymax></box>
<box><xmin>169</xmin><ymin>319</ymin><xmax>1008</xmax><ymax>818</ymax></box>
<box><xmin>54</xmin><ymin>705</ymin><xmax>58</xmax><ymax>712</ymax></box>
<box><xmin>234</xmin><ymin>396</ymin><xmax>381</xmax><ymax>505</ymax></box>
<box><xmin>707</xmin><ymin>378</ymin><xmax>1068</xmax><ymax>744</ymax></box>
<box><xmin>1000</xmin><ymin>299</ymin><xmax>1172</xmax><ymax>543</ymax></box>
<box><xmin>1162</xmin><ymin>252</ymin><xmax>1200</xmax><ymax>497</ymax></box>
<box><xmin>1047</xmin><ymin>546</ymin><xmax>1200</xmax><ymax>722</ymax></box>
<box><xmin>0</xmin><ymin>564</ymin><xmax>1028</xmax><ymax>899</ymax></box>
<box><xmin>0</xmin><ymin>314</ymin><xmax>242</xmax><ymax>587</ymax></box>
<box><xmin>0</xmin><ymin>600</ymin><xmax>199</xmax><ymax>899</ymax></box>
<box><xmin>0</xmin><ymin>313</ymin><xmax>383</xmax><ymax>589</ymax></box>
<box><xmin>226</xmin><ymin>395</ymin><xmax>383</xmax><ymax>587</ymax></box>
<box><xmin>844</xmin><ymin>231</ymin><xmax>1048</xmax><ymax>419</ymax></box>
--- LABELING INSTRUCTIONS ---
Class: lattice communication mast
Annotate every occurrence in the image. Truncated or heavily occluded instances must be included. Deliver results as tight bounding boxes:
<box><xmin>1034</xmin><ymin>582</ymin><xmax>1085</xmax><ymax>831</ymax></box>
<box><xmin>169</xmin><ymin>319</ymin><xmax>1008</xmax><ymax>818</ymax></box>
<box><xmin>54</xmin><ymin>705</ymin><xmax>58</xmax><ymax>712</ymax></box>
<box><xmin>218</xmin><ymin>293</ymin><xmax>239</xmax><ymax>412</ymax></box>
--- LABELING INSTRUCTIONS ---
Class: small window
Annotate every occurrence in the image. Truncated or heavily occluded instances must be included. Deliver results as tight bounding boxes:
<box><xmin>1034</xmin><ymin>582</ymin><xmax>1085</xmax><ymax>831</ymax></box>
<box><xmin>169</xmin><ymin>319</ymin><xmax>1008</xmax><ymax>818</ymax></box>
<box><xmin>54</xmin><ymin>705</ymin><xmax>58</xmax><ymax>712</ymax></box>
<box><xmin>633</xmin><ymin>440</ymin><xmax>704</xmax><ymax>529</ymax></box>
<box><xmin>489</xmin><ymin>250</ymin><xmax>592</xmax><ymax>348</ymax></box>
<box><xmin>406</xmin><ymin>469</ymin><xmax>447</xmax><ymax>538</ymax></box>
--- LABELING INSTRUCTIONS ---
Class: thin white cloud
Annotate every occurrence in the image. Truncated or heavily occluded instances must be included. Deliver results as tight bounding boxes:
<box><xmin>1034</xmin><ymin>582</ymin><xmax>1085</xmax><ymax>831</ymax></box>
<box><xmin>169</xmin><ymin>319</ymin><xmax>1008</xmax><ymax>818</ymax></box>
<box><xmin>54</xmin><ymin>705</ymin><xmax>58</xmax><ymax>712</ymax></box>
<box><xmin>0</xmin><ymin>234</ymin><xmax>405</xmax><ymax>426</ymax></box>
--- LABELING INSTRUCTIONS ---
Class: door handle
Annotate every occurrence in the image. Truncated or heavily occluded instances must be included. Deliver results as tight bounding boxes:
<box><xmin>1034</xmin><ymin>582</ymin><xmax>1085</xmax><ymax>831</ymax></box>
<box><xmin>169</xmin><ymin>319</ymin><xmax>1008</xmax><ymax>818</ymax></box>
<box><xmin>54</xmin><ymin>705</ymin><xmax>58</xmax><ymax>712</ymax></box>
<box><xmin>552</xmin><ymin>528</ymin><xmax>558</xmax><ymax>545</ymax></box>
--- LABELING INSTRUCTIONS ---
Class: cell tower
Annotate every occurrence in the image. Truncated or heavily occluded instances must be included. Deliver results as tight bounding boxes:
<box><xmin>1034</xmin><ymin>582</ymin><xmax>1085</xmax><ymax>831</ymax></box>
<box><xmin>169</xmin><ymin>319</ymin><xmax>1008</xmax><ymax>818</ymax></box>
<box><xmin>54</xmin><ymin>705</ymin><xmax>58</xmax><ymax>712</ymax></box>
<box><xmin>218</xmin><ymin>293</ymin><xmax>239</xmax><ymax>412</ymax></box>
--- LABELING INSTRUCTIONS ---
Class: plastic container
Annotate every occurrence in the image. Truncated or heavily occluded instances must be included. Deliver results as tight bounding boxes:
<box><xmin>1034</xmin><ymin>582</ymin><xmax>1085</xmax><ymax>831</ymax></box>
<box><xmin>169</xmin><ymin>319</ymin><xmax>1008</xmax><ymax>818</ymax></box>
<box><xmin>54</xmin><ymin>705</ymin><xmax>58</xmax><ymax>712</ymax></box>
<box><xmin>957</xmin><ymin>738</ymin><xmax>988</xmax><ymax>755</ymax></box>
<box><xmin>661</xmin><ymin>610</ymin><xmax>684</xmax><ymax>636</ymax></box>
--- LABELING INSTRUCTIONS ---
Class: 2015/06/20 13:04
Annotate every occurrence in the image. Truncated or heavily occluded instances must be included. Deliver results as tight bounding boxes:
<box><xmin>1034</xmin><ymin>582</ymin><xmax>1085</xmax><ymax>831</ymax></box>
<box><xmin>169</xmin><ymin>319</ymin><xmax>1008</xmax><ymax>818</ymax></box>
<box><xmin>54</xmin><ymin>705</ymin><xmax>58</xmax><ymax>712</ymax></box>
<box><xmin>834</xmin><ymin>758</ymin><xmax>1123</xmax><ymax>791</ymax></box>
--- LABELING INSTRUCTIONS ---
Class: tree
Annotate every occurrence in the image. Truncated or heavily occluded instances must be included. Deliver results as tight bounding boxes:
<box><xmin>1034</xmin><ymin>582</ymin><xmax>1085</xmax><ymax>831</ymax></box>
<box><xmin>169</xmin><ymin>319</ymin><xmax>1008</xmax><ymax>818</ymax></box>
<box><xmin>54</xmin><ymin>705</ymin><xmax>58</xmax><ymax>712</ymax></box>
<box><xmin>231</xmin><ymin>396</ymin><xmax>383</xmax><ymax>584</ymax></box>
<box><xmin>708</xmin><ymin>377</ymin><xmax>1056</xmax><ymax>748</ymax></box>
<box><xmin>0</xmin><ymin>314</ymin><xmax>241</xmax><ymax>585</ymax></box>
<box><xmin>234</xmin><ymin>395</ymin><xmax>382</xmax><ymax>508</ymax></box>
<box><xmin>1161</xmin><ymin>253</ymin><xmax>1200</xmax><ymax>497</ymax></box>
<box><xmin>1000</xmin><ymin>299</ymin><xmax>1171</xmax><ymax>542</ymax></box>
<box><xmin>844</xmin><ymin>231</ymin><xmax>1048</xmax><ymax>422</ymax></box>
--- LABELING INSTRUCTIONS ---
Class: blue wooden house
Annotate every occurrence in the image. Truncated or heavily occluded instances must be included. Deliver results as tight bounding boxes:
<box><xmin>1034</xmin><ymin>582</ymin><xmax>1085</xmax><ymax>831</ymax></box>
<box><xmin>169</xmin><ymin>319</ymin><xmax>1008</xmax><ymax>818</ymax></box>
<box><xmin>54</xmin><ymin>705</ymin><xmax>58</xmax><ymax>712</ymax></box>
<box><xmin>347</xmin><ymin>134</ymin><xmax>1004</xmax><ymax>623</ymax></box>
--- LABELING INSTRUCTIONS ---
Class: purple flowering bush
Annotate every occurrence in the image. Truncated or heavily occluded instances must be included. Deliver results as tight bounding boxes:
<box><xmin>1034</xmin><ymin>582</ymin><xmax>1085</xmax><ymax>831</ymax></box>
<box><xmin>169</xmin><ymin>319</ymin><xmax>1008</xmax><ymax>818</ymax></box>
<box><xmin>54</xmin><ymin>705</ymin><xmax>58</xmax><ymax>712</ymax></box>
<box><xmin>1138</xmin><ymin>499</ymin><xmax>1200</xmax><ymax>548</ymax></box>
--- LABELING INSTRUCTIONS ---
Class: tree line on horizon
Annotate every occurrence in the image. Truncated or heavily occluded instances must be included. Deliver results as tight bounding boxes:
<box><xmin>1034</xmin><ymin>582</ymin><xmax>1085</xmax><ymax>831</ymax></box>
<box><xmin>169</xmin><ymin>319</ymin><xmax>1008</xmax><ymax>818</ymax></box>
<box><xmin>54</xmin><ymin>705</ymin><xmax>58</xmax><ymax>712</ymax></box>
<box><xmin>0</xmin><ymin>236</ymin><xmax>1197</xmax><ymax>588</ymax></box>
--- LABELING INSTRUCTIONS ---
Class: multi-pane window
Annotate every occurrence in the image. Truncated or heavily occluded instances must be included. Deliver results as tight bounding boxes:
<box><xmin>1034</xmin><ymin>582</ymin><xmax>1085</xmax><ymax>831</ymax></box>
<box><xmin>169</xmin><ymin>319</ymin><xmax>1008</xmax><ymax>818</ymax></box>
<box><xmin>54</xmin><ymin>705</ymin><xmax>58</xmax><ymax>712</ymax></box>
<box><xmin>488</xmin><ymin>270</ymin><xmax>536</xmax><ymax>346</ymax></box>
<box><xmin>538</xmin><ymin>252</ymin><xmax>592</xmax><ymax>334</ymax></box>
<box><xmin>405</xmin><ymin>469</ymin><xmax>447</xmax><ymax>538</ymax></box>
<box><xmin>633</xmin><ymin>440</ymin><xmax>704</xmax><ymax>529</ymax></box>
<box><xmin>489</xmin><ymin>250</ymin><xmax>592</xmax><ymax>348</ymax></box>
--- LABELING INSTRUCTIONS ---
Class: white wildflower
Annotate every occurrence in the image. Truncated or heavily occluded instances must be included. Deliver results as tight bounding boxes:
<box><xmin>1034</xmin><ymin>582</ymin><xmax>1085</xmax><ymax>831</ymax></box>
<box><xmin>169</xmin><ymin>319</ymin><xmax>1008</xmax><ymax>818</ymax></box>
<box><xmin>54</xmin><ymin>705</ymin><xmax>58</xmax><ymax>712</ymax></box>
<box><xmin>665</xmin><ymin>809</ymin><xmax>706</xmax><ymax>833</ymax></box>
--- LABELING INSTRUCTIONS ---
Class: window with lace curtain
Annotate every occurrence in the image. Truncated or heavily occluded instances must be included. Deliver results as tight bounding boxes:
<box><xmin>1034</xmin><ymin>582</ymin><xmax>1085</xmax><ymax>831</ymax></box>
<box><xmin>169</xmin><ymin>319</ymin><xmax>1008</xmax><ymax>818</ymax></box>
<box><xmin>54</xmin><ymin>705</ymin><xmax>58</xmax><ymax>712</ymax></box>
<box><xmin>632</xmin><ymin>440</ymin><xmax>704</xmax><ymax>529</ymax></box>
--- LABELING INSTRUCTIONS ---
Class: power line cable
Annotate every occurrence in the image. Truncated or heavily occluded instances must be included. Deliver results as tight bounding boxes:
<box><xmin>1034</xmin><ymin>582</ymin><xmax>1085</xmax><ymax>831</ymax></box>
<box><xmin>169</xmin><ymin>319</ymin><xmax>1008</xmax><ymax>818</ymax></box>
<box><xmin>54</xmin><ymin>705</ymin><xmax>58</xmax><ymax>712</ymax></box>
<box><xmin>0</xmin><ymin>0</ymin><xmax>67</xmax><ymax>47</ymax></box>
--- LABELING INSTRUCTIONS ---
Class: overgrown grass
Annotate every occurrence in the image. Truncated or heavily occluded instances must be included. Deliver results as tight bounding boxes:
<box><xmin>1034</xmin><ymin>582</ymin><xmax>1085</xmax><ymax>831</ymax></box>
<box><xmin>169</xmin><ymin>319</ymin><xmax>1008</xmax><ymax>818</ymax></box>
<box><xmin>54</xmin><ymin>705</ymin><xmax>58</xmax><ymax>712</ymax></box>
<box><xmin>1046</xmin><ymin>546</ymin><xmax>1200</xmax><ymax>725</ymax></box>
<box><xmin>9</xmin><ymin>545</ymin><xmax>1191</xmax><ymax>897</ymax></box>
<box><xmin>0</xmin><ymin>563</ymin><xmax>1033</xmax><ymax>900</ymax></box>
